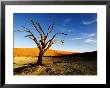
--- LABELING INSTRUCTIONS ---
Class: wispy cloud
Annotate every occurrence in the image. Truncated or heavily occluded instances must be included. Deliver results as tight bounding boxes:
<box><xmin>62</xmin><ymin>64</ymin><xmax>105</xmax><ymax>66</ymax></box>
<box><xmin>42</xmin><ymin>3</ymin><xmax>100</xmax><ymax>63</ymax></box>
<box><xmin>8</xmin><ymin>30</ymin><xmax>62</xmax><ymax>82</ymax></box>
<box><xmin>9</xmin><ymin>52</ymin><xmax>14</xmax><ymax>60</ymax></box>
<box><xmin>84</xmin><ymin>39</ymin><xmax>96</xmax><ymax>43</ymax></box>
<box><xmin>74</xmin><ymin>38</ymin><xmax>82</xmax><ymax>40</ymax></box>
<box><xmin>82</xmin><ymin>19</ymin><xmax>96</xmax><ymax>25</ymax></box>
<box><xmin>88</xmin><ymin>33</ymin><xmax>96</xmax><ymax>37</ymax></box>
<box><xmin>69</xmin><ymin>32</ymin><xmax>97</xmax><ymax>44</ymax></box>
<box><xmin>69</xmin><ymin>37</ymin><xmax>82</xmax><ymax>40</ymax></box>
<box><xmin>81</xmin><ymin>33</ymin><xmax>96</xmax><ymax>37</ymax></box>
<box><xmin>81</xmin><ymin>33</ymin><xmax>97</xmax><ymax>43</ymax></box>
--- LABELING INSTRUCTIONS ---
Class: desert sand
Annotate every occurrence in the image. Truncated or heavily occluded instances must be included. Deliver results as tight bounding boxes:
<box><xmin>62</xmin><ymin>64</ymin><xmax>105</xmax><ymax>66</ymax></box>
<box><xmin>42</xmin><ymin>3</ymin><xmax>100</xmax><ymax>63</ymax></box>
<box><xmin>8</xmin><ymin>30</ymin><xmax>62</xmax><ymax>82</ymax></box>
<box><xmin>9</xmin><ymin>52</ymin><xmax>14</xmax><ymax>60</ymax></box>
<box><xmin>14</xmin><ymin>48</ymin><xmax>78</xmax><ymax>57</ymax></box>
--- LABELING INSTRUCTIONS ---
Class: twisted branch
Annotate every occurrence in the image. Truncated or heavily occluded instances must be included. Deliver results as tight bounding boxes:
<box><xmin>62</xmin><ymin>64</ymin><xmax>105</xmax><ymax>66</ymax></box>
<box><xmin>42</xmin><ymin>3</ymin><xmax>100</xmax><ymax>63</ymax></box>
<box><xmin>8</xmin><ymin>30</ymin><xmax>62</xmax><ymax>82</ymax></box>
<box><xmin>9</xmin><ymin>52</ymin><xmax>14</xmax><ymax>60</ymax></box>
<box><xmin>17</xmin><ymin>27</ymin><xmax>42</xmax><ymax>50</ymax></box>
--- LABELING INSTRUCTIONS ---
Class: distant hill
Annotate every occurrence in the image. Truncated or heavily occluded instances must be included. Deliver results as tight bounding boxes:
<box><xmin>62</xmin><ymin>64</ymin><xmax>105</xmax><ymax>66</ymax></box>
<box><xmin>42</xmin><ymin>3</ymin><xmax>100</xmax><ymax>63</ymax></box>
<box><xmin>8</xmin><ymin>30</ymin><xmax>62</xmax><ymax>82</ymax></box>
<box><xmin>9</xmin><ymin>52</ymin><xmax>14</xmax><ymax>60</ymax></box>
<box><xmin>14</xmin><ymin>48</ymin><xmax>79</xmax><ymax>57</ymax></box>
<box><xmin>61</xmin><ymin>51</ymin><xmax>97</xmax><ymax>58</ymax></box>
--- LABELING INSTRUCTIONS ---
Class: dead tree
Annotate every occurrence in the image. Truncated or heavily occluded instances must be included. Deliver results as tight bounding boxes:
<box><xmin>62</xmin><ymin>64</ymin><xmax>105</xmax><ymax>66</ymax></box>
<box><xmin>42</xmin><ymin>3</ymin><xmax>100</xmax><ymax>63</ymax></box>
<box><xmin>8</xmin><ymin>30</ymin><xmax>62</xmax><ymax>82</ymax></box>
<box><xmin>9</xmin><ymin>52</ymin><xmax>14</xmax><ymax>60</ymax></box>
<box><xmin>17</xmin><ymin>19</ymin><xmax>67</xmax><ymax>65</ymax></box>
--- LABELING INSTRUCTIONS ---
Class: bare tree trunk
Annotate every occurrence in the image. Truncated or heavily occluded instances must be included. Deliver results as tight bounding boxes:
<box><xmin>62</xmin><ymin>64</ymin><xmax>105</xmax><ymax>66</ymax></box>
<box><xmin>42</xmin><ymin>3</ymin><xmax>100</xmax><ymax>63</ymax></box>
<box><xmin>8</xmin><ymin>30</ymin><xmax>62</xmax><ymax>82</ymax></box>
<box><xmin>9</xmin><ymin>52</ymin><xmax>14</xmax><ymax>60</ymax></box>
<box><xmin>37</xmin><ymin>51</ymin><xmax>43</xmax><ymax>65</ymax></box>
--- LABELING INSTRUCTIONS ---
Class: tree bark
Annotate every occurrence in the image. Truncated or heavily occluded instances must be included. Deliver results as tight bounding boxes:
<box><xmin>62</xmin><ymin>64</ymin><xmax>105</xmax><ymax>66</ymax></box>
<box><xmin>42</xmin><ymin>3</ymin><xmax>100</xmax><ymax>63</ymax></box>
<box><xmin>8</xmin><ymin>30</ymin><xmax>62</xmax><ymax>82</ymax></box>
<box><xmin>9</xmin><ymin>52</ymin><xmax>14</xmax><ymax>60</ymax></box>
<box><xmin>37</xmin><ymin>51</ymin><xmax>43</xmax><ymax>65</ymax></box>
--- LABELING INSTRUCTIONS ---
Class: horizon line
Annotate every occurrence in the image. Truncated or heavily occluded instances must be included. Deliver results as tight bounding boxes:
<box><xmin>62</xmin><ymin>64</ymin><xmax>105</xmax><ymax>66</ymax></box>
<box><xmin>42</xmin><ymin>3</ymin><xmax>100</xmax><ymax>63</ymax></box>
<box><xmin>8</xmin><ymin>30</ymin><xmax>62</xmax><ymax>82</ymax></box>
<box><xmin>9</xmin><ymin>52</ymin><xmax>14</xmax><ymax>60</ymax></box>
<box><xmin>14</xmin><ymin>47</ymin><xmax>97</xmax><ymax>53</ymax></box>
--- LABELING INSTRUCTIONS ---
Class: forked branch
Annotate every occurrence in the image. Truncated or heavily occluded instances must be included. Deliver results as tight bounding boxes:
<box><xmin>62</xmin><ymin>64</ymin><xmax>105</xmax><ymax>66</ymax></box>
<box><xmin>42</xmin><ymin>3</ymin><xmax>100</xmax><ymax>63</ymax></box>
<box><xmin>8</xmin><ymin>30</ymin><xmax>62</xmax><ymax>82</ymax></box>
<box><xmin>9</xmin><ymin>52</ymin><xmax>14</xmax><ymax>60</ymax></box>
<box><xmin>36</xmin><ymin>21</ymin><xmax>45</xmax><ymax>35</ymax></box>
<box><xmin>17</xmin><ymin>27</ymin><xmax>42</xmax><ymax>50</ymax></box>
<box><xmin>44</xmin><ymin>32</ymin><xmax>67</xmax><ymax>53</ymax></box>
<box><xmin>31</xmin><ymin>19</ymin><xmax>43</xmax><ymax>40</ymax></box>
<box><xmin>46</xmin><ymin>32</ymin><xmax>67</xmax><ymax>46</ymax></box>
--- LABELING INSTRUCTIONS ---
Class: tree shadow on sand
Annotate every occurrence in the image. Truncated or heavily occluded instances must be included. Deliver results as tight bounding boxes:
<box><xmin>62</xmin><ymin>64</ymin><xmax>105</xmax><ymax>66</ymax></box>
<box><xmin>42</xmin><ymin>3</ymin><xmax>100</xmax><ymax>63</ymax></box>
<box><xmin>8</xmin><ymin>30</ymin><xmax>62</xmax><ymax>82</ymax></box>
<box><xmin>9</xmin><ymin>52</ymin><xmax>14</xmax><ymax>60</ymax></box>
<box><xmin>14</xmin><ymin>63</ymin><xmax>37</xmax><ymax>74</ymax></box>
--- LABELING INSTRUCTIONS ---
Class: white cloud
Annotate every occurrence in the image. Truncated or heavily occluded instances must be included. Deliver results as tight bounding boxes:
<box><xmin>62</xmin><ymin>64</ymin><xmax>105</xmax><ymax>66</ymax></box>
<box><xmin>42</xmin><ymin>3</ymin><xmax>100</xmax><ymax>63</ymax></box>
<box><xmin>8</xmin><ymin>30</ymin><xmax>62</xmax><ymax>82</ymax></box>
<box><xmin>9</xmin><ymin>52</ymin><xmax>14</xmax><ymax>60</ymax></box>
<box><xmin>74</xmin><ymin>38</ymin><xmax>82</xmax><ymax>40</ymax></box>
<box><xmin>68</xmin><ymin>32</ymin><xmax>97</xmax><ymax>44</ymax></box>
<box><xmin>83</xmin><ymin>19</ymin><xmax>96</xmax><ymax>25</ymax></box>
<box><xmin>69</xmin><ymin>37</ymin><xmax>82</xmax><ymax>40</ymax></box>
<box><xmin>84</xmin><ymin>39</ymin><xmax>96</xmax><ymax>43</ymax></box>
<box><xmin>81</xmin><ymin>33</ymin><xmax>96</xmax><ymax>38</ymax></box>
<box><xmin>88</xmin><ymin>33</ymin><xmax>96</xmax><ymax>37</ymax></box>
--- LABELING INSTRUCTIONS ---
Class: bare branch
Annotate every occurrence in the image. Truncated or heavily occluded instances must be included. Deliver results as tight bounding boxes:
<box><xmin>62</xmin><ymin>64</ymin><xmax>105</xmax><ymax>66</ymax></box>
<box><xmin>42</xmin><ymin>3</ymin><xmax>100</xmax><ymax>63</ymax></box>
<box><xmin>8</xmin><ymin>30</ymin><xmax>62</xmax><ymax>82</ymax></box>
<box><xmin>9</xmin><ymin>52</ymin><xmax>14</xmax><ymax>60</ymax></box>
<box><xmin>36</xmin><ymin>21</ymin><xmax>45</xmax><ymax>35</ymax></box>
<box><xmin>17</xmin><ymin>28</ymin><xmax>42</xmax><ymax>50</ymax></box>
<box><xmin>46</xmin><ymin>40</ymin><xmax>64</xmax><ymax>49</ymax></box>
<box><xmin>48</xmin><ymin>25</ymin><xmax>51</xmax><ymax>31</ymax></box>
<box><xmin>28</xmin><ymin>36</ymin><xmax>34</xmax><ymax>40</ymax></box>
<box><xmin>44</xmin><ymin>40</ymin><xmax>62</xmax><ymax>53</ymax></box>
<box><xmin>25</xmin><ymin>35</ymin><xmax>33</xmax><ymax>37</ymax></box>
<box><xmin>52</xmin><ymin>40</ymin><xmax>64</xmax><ymax>44</ymax></box>
<box><xmin>51</xmin><ymin>32</ymin><xmax>67</xmax><ymax>40</ymax></box>
<box><xmin>31</xmin><ymin>19</ymin><xmax>43</xmax><ymax>39</ymax></box>
<box><xmin>44</xmin><ymin>42</ymin><xmax>53</xmax><ymax>53</ymax></box>
<box><xmin>44</xmin><ymin>32</ymin><xmax>67</xmax><ymax>53</ymax></box>
<box><xmin>17</xmin><ymin>18</ymin><xmax>67</xmax><ymax>57</ymax></box>
<box><xmin>46</xmin><ymin>23</ymin><xmax>54</xmax><ymax>37</ymax></box>
<box><xmin>44</xmin><ymin>22</ymin><xmax>55</xmax><ymax>43</ymax></box>
<box><xmin>61</xmin><ymin>40</ymin><xmax>64</xmax><ymax>43</ymax></box>
<box><xmin>46</xmin><ymin>32</ymin><xmax>67</xmax><ymax>46</ymax></box>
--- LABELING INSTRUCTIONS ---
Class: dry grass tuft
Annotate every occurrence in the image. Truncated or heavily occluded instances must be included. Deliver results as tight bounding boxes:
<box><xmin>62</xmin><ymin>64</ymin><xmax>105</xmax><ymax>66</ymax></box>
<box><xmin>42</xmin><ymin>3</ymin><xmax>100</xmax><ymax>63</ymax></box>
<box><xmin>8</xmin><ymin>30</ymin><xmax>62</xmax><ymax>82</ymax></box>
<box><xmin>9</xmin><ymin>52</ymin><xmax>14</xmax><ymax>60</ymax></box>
<box><xmin>14</xmin><ymin>57</ymin><xmax>97</xmax><ymax>75</ymax></box>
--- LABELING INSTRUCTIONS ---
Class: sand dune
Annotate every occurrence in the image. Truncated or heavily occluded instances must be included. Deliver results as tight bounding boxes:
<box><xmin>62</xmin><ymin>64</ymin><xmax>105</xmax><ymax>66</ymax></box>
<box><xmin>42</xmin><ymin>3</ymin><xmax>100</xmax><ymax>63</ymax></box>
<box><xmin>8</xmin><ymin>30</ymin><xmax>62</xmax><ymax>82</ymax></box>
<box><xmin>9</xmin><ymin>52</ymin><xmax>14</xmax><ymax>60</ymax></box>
<box><xmin>14</xmin><ymin>48</ymin><xmax>78</xmax><ymax>57</ymax></box>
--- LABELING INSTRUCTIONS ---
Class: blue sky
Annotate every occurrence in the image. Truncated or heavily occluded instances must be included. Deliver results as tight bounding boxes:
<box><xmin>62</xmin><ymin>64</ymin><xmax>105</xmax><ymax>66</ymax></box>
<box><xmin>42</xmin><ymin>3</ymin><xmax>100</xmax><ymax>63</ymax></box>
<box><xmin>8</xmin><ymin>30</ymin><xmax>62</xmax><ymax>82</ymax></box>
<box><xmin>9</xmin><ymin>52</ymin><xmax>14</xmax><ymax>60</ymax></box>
<box><xmin>14</xmin><ymin>13</ymin><xmax>97</xmax><ymax>52</ymax></box>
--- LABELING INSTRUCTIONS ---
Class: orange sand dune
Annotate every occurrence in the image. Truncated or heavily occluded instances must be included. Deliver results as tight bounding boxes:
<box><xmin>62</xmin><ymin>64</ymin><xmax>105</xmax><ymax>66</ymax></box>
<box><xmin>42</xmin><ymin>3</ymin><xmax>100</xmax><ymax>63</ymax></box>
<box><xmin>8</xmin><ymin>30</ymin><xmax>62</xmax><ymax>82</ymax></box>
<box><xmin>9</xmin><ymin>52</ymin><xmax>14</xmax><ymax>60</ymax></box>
<box><xmin>14</xmin><ymin>48</ymin><xmax>79</xmax><ymax>57</ymax></box>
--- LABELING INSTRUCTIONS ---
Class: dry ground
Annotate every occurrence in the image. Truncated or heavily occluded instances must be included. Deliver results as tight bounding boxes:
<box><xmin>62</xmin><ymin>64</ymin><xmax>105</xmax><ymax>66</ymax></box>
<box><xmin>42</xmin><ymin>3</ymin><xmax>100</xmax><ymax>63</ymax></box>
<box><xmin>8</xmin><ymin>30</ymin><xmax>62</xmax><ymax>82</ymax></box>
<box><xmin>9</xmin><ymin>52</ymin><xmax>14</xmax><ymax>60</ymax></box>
<box><xmin>14</xmin><ymin>56</ymin><xmax>97</xmax><ymax>75</ymax></box>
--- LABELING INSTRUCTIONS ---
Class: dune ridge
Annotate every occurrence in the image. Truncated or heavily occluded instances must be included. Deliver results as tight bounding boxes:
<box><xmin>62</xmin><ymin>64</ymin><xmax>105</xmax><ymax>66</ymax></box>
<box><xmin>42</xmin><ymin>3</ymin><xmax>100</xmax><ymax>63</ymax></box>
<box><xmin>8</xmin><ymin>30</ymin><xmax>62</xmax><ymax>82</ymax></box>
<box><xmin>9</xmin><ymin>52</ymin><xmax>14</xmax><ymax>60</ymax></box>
<box><xmin>14</xmin><ymin>48</ymin><xmax>79</xmax><ymax>57</ymax></box>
